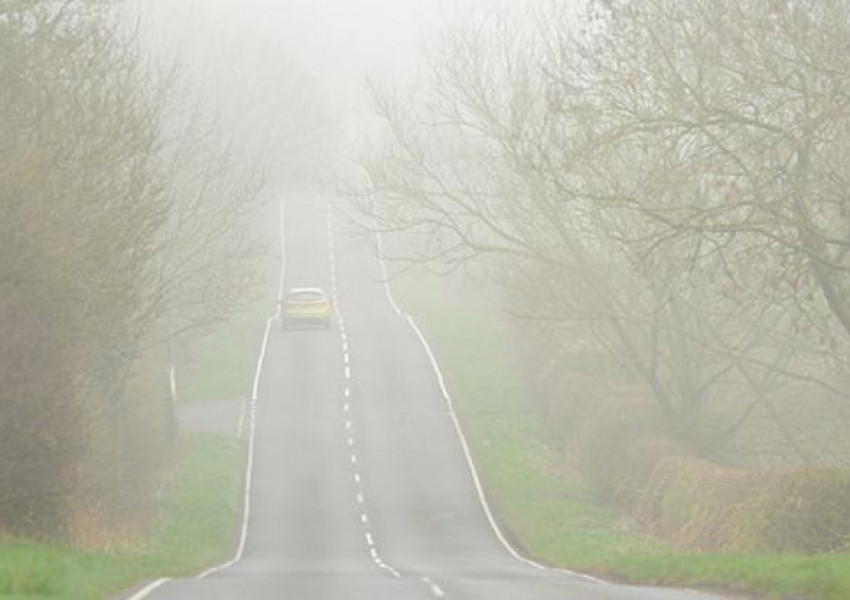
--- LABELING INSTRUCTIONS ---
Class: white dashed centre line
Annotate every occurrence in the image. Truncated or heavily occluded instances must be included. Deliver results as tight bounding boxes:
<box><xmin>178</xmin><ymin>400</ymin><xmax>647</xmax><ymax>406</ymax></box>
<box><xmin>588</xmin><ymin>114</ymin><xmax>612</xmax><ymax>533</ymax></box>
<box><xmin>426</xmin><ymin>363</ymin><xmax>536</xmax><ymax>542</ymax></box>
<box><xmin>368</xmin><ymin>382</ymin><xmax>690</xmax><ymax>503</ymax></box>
<box><xmin>422</xmin><ymin>577</ymin><xmax>447</xmax><ymax>598</ymax></box>
<box><xmin>326</xmin><ymin>203</ymin><xmax>412</xmax><ymax>588</ymax></box>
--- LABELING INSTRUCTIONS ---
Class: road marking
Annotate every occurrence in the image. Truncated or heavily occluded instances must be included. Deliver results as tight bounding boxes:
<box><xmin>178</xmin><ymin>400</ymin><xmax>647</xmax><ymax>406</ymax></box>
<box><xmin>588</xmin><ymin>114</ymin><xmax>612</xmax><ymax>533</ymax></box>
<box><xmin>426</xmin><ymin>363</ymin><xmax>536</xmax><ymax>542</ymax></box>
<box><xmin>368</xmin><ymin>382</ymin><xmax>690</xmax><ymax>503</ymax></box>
<box><xmin>373</xmin><ymin>227</ymin><xmax>610</xmax><ymax>587</ymax></box>
<box><xmin>195</xmin><ymin>202</ymin><xmax>291</xmax><ymax>580</ymax></box>
<box><xmin>328</xmin><ymin>205</ymin><xmax>410</xmax><ymax>586</ymax></box>
<box><xmin>382</xmin><ymin>564</ymin><xmax>402</xmax><ymax>578</ymax></box>
<box><xmin>125</xmin><ymin>579</ymin><xmax>169</xmax><ymax>600</ymax></box>
<box><xmin>375</xmin><ymin>232</ymin><xmax>405</xmax><ymax>317</ymax></box>
<box><xmin>403</xmin><ymin>315</ymin><xmax>553</xmax><ymax>572</ymax></box>
<box><xmin>379</xmin><ymin>227</ymin><xmax>566</xmax><ymax>592</ymax></box>
<box><xmin>422</xmin><ymin>577</ymin><xmax>446</xmax><ymax>598</ymax></box>
<box><xmin>135</xmin><ymin>201</ymin><xmax>289</xmax><ymax>598</ymax></box>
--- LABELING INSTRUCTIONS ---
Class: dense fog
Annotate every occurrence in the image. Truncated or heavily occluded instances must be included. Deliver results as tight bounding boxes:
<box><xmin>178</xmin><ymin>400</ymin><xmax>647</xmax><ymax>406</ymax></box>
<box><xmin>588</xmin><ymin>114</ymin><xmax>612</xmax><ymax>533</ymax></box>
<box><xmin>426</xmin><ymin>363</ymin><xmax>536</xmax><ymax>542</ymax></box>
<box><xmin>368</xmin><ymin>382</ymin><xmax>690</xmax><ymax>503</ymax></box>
<box><xmin>1</xmin><ymin>1</ymin><xmax>849</xmax><ymax>598</ymax></box>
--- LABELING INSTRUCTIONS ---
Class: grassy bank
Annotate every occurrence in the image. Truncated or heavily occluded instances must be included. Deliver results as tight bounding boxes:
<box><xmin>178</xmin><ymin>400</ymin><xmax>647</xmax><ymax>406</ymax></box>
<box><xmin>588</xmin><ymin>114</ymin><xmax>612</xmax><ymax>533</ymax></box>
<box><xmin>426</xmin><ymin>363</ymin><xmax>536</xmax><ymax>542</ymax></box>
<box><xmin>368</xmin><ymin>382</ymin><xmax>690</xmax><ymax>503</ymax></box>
<box><xmin>178</xmin><ymin>299</ymin><xmax>271</xmax><ymax>403</ymax></box>
<box><xmin>0</xmin><ymin>433</ymin><xmax>242</xmax><ymax>599</ymax></box>
<box><xmin>396</xmin><ymin>275</ymin><xmax>850</xmax><ymax>600</ymax></box>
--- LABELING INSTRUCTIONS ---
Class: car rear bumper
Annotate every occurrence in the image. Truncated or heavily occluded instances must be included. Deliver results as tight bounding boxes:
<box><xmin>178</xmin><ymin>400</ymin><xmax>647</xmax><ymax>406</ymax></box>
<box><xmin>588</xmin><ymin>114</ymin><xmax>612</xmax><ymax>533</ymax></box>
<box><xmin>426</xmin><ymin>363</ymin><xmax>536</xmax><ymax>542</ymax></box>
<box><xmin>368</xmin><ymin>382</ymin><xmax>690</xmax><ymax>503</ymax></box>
<box><xmin>281</xmin><ymin>313</ymin><xmax>332</xmax><ymax>328</ymax></box>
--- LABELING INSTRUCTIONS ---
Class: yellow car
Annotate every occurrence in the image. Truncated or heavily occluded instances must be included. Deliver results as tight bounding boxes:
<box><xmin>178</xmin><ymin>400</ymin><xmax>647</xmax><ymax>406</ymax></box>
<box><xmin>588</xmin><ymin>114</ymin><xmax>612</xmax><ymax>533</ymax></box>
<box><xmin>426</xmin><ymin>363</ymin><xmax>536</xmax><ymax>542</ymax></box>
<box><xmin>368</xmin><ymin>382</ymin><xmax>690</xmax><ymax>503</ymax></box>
<box><xmin>280</xmin><ymin>287</ymin><xmax>333</xmax><ymax>330</ymax></box>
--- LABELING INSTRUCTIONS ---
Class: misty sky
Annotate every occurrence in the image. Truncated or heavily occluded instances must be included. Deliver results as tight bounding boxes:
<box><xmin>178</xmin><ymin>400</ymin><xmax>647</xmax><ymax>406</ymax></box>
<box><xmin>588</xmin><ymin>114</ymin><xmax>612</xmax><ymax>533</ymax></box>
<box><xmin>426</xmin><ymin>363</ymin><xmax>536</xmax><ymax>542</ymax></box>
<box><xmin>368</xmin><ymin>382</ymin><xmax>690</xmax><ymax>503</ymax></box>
<box><xmin>170</xmin><ymin>0</ymin><xmax>506</xmax><ymax>106</ymax></box>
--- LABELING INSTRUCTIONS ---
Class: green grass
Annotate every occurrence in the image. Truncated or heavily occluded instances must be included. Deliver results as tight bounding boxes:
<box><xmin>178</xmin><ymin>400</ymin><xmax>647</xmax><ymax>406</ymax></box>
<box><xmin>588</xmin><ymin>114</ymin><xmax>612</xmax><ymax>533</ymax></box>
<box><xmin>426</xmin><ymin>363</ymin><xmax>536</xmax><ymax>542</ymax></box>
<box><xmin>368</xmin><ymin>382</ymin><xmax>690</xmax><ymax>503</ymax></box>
<box><xmin>178</xmin><ymin>299</ymin><xmax>271</xmax><ymax>402</ymax></box>
<box><xmin>396</xmin><ymin>274</ymin><xmax>850</xmax><ymax>600</ymax></box>
<box><xmin>0</xmin><ymin>433</ymin><xmax>243</xmax><ymax>599</ymax></box>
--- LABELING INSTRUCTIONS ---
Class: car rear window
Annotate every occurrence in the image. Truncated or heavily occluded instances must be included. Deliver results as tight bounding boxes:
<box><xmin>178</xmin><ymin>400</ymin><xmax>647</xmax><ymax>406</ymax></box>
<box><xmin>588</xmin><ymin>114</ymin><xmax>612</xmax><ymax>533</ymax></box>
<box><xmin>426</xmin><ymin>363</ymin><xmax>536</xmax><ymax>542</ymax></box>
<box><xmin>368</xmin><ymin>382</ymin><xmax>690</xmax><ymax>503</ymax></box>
<box><xmin>287</xmin><ymin>290</ymin><xmax>324</xmax><ymax>302</ymax></box>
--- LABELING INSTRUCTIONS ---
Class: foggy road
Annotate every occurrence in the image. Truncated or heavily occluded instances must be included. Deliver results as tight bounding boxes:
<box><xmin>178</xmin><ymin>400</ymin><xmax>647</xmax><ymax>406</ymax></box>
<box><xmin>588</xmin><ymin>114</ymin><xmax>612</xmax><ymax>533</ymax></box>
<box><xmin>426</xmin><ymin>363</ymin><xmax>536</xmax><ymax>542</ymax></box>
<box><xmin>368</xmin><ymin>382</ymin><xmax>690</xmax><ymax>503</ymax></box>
<box><xmin>132</xmin><ymin>193</ymin><xmax>730</xmax><ymax>600</ymax></box>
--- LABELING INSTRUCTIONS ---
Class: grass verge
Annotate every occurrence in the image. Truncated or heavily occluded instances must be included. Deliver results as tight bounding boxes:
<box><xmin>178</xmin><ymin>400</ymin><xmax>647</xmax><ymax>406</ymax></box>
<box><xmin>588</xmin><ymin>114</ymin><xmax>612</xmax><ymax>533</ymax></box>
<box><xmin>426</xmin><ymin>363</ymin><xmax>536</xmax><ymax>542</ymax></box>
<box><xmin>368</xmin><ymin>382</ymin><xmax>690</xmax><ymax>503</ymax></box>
<box><xmin>0</xmin><ymin>433</ymin><xmax>242</xmax><ymax>599</ymax></box>
<box><xmin>178</xmin><ymin>299</ymin><xmax>271</xmax><ymax>403</ymax></box>
<box><xmin>396</xmin><ymin>274</ymin><xmax>850</xmax><ymax>600</ymax></box>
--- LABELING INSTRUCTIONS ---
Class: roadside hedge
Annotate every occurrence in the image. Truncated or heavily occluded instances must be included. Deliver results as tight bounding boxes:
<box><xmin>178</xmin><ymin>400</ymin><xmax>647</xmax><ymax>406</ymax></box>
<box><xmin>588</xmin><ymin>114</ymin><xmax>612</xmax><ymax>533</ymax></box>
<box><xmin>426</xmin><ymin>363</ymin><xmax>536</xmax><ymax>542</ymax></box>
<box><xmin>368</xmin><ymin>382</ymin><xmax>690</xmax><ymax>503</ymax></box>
<box><xmin>571</xmin><ymin>400</ymin><xmax>850</xmax><ymax>553</ymax></box>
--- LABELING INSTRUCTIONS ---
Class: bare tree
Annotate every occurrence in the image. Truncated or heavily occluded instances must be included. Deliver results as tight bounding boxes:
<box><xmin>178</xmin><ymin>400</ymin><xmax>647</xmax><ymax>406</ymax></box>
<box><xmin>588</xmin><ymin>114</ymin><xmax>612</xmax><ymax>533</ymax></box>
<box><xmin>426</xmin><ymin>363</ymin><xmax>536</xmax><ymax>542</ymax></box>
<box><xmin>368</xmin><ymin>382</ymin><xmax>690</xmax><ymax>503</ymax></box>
<box><xmin>555</xmin><ymin>0</ymin><xmax>850</xmax><ymax>459</ymax></box>
<box><xmin>359</xmin><ymin>0</ymin><xmax>850</xmax><ymax>464</ymax></box>
<box><xmin>0</xmin><ymin>0</ymin><xmax>292</xmax><ymax>538</ymax></box>
<box><xmin>560</xmin><ymin>0</ymin><xmax>850</xmax><ymax>347</ymax></box>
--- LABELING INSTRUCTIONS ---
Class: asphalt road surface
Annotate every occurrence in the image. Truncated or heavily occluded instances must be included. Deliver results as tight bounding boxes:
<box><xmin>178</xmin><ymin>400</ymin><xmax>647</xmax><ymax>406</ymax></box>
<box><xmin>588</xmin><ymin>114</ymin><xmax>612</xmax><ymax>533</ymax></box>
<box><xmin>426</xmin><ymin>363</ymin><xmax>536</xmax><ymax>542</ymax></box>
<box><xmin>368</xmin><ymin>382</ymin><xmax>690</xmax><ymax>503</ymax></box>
<box><xmin>135</xmin><ymin>193</ymin><xmax>732</xmax><ymax>600</ymax></box>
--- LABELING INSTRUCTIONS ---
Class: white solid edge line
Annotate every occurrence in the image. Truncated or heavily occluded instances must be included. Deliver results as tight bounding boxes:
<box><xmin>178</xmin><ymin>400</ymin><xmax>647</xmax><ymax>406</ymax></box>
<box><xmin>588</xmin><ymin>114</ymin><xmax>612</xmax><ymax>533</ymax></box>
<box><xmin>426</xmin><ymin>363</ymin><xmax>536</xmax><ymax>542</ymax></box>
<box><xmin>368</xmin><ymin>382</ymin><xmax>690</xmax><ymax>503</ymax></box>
<box><xmin>199</xmin><ymin>319</ymin><xmax>269</xmax><ymax>578</ymax></box>
<box><xmin>375</xmin><ymin>233</ymin><xmax>404</xmax><ymax>317</ymax></box>
<box><xmin>201</xmin><ymin>198</ymin><xmax>291</xmax><ymax>576</ymax></box>
<box><xmin>394</xmin><ymin>285</ymin><xmax>611</xmax><ymax>586</ymax></box>
<box><xmin>402</xmin><ymin>316</ymin><xmax>542</xmax><ymax>567</ymax></box>
<box><xmin>131</xmin><ymin>200</ymin><xmax>287</xmax><ymax>597</ymax></box>
<box><xmin>125</xmin><ymin>578</ymin><xmax>169</xmax><ymax>600</ymax></box>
